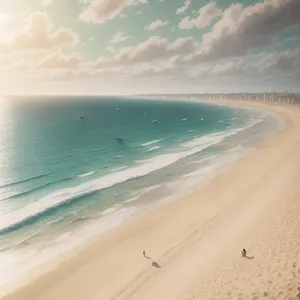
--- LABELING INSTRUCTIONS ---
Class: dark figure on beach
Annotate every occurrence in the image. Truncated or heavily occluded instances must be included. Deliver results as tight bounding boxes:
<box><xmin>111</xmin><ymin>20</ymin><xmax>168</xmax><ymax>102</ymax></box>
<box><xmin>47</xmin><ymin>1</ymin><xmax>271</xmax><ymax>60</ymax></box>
<box><xmin>242</xmin><ymin>248</ymin><xmax>247</xmax><ymax>257</ymax></box>
<box><xmin>142</xmin><ymin>250</ymin><xmax>152</xmax><ymax>259</ymax></box>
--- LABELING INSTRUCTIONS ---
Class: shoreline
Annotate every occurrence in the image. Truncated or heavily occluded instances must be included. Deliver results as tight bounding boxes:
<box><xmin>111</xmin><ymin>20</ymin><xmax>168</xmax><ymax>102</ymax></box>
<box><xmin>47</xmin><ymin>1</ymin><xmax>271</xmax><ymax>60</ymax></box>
<box><xmin>1</xmin><ymin>100</ymin><xmax>300</xmax><ymax>300</ymax></box>
<box><xmin>0</xmin><ymin>100</ymin><xmax>268</xmax><ymax>288</ymax></box>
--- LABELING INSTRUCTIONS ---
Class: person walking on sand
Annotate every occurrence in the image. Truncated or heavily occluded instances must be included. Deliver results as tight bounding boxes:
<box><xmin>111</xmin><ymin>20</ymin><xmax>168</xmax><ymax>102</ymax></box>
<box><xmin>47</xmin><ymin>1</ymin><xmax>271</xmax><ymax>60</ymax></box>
<box><xmin>242</xmin><ymin>248</ymin><xmax>247</xmax><ymax>257</ymax></box>
<box><xmin>143</xmin><ymin>250</ymin><xmax>151</xmax><ymax>259</ymax></box>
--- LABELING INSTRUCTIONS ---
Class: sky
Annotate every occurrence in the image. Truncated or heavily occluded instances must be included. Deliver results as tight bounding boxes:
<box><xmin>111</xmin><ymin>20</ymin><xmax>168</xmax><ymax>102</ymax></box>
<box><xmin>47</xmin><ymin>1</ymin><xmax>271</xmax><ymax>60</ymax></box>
<box><xmin>0</xmin><ymin>0</ymin><xmax>299</xmax><ymax>95</ymax></box>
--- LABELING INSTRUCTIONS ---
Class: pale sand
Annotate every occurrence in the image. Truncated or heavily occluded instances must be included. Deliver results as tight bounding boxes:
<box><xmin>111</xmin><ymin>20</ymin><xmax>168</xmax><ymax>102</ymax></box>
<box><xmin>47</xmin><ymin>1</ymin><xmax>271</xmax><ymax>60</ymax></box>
<box><xmin>1</xmin><ymin>101</ymin><xmax>300</xmax><ymax>300</ymax></box>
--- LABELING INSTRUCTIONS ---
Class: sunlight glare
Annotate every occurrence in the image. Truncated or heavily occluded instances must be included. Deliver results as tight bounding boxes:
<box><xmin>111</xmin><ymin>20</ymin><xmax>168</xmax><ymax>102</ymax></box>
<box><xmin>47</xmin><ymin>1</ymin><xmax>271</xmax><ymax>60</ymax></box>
<box><xmin>0</xmin><ymin>13</ymin><xmax>13</xmax><ymax>43</ymax></box>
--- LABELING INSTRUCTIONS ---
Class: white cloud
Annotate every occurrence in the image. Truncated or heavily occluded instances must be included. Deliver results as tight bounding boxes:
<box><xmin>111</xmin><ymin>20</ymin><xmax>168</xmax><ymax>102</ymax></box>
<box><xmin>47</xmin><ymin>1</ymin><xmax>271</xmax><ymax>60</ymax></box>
<box><xmin>179</xmin><ymin>1</ymin><xmax>221</xmax><ymax>29</ymax></box>
<box><xmin>193</xmin><ymin>0</ymin><xmax>300</xmax><ymax>62</ymax></box>
<box><xmin>36</xmin><ymin>53</ymin><xmax>83</xmax><ymax>69</ymax></box>
<box><xmin>107</xmin><ymin>45</ymin><xmax>116</xmax><ymax>53</ymax></box>
<box><xmin>259</xmin><ymin>48</ymin><xmax>300</xmax><ymax>74</ymax></box>
<box><xmin>0</xmin><ymin>12</ymin><xmax>78</xmax><ymax>53</ymax></box>
<box><xmin>2</xmin><ymin>0</ymin><xmax>299</xmax><ymax>90</ymax></box>
<box><xmin>109</xmin><ymin>31</ymin><xmax>130</xmax><ymax>44</ymax></box>
<box><xmin>80</xmin><ymin>0</ymin><xmax>147</xmax><ymax>24</ymax></box>
<box><xmin>4</xmin><ymin>46</ymin><xmax>298</xmax><ymax>88</ymax></box>
<box><xmin>145</xmin><ymin>19</ymin><xmax>169</xmax><ymax>31</ymax></box>
<box><xmin>168</xmin><ymin>37</ymin><xmax>197</xmax><ymax>54</ymax></box>
<box><xmin>188</xmin><ymin>48</ymin><xmax>300</xmax><ymax>80</ymax></box>
<box><xmin>130</xmin><ymin>61</ymin><xmax>177</xmax><ymax>78</ymax></box>
<box><xmin>94</xmin><ymin>36</ymin><xmax>197</xmax><ymax>69</ymax></box>
<box><xmin>116</xmin><ymin>36</ymin><xmax>169</xmax><ymax>64</ymax></box>
<box><xmin>176</xmin><ymin>0</ymin><xmax>191</xmax><ymax>15</ymax></box>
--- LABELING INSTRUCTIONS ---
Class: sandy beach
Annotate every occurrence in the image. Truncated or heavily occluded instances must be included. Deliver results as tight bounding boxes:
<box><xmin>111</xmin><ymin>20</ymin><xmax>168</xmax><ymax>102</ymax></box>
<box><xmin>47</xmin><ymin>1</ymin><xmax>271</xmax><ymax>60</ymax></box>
<box><xmin>1</xmin><ymin>100</ymin><xmax>300</xmax><ymax>300</ymax></box>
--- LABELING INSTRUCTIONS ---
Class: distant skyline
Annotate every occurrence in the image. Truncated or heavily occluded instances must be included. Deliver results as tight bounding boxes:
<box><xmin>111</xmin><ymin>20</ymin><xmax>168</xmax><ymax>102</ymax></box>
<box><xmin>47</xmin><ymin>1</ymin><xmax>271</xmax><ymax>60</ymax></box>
<box><xmin>0</xmin><ymin>0</ymin><xmax>299</xmax><ymax>95</ymax></box>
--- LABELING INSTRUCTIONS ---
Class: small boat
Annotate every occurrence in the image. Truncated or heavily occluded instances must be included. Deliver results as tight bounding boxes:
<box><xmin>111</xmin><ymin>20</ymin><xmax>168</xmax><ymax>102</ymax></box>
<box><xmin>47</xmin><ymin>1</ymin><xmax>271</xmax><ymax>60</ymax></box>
<box><xmin>115</xmin><ymin>136</ymin><xmax>124</xmax><ymax>142</ymax></box>
<box><xmin>182</xmin><ymin>118</ymin><xmax>187</xmax><ymax>121</ymax></box>
<box><xmin>152</xmin><ymin>120</ymin><xmax>159</xmax><ymax>124</ymax></box>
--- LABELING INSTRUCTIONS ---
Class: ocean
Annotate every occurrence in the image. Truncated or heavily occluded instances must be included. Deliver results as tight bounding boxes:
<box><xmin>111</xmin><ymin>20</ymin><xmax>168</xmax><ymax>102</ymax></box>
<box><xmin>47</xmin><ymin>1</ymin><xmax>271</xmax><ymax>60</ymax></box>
<box><xmin>0</xmin><ymin>96</ymin><xmax>282</xmax><ymax>287</ymax></box>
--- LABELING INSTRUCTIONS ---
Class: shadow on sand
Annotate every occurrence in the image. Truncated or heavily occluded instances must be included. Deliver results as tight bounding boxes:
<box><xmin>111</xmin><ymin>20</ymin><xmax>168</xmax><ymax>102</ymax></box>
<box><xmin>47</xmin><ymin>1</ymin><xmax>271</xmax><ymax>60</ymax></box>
<box><xmin>152</xmin><ymin>261</ymin><xmax>162</xmax><ymax>268</ymax></box>
<box><xmin>244</xmin><ymin>256</ymin><xmax>255</xmax><ymax>260</ymax></box>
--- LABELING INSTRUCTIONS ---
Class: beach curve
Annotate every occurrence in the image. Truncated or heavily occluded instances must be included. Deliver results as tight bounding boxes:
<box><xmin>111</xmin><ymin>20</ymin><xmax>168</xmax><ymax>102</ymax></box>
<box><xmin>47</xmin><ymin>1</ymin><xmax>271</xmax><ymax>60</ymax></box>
<box><xmin>1</xmin><ymin>100</ymin><xmax>300</xmax><ymax>300</ymax></box>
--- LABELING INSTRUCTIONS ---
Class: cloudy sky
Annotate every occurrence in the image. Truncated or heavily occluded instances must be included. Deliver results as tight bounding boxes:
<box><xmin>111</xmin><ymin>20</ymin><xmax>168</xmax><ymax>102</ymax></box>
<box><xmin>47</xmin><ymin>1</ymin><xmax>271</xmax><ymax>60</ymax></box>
<box><xmin>0</xmin><ymin>0</ymin><xmax>299</xmax><ymax>95</ymax></box>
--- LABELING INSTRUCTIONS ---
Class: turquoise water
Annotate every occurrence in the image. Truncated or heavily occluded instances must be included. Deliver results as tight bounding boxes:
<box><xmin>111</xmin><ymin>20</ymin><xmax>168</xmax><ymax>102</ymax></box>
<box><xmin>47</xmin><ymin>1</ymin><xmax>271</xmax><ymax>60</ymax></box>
<box><xmin>0</xmin><ymin>96</ymin><xmax>277</xmax><ymax>286</ymax></box>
